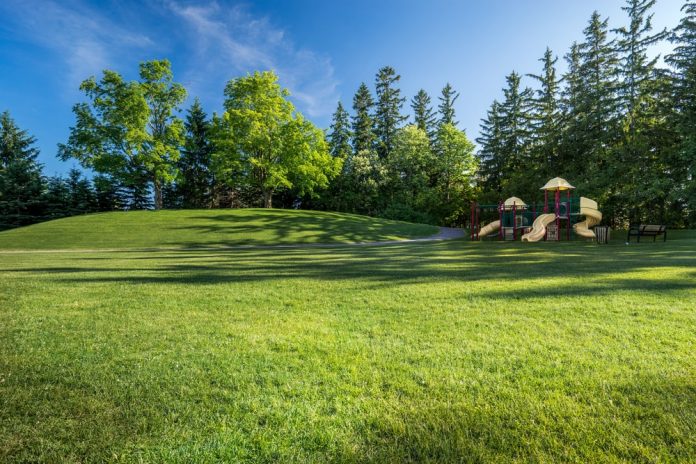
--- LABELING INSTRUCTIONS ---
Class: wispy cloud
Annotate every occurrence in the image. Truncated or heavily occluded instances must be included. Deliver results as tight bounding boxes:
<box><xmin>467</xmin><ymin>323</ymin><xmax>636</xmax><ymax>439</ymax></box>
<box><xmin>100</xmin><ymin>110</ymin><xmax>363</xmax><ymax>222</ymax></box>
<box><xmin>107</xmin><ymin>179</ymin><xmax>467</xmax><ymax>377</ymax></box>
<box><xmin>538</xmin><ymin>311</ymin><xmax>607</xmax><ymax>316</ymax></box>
<box><xmin>0</xmin><ymin>0</ymin><xmax>339</xmax><ymax>120</ymax></box>
<box><xmin>0</xmin><ymin>0</ymin><xmax>154</xmax><ymax>91</ymax></box>
<box><xmin>167</xmin><ymin>1</ymin><xmax>339</xmax><ymax>118</ymax></box>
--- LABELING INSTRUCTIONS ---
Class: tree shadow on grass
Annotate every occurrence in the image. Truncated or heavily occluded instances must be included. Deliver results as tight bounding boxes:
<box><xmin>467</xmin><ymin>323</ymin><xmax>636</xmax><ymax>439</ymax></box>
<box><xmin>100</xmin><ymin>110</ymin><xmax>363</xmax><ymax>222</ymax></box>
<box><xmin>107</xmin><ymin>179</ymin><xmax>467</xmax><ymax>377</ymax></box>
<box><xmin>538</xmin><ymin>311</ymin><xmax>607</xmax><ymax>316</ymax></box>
<box><xmin>5</xmin><ymin>240</ymin><xmax>695</xmax><ymax>299</ymax></box>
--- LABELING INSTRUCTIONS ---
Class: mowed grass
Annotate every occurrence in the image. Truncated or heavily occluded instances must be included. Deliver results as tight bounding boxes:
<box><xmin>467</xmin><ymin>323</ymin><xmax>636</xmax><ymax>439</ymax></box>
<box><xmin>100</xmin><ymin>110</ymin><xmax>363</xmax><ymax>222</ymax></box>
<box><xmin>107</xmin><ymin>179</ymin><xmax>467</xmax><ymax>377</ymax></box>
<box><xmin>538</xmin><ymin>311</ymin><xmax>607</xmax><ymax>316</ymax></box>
<box><xmin>0</xmin><ymin>209</ymin><xmax>438</xmax><ymax>250</ymax></box>
<box><xmin>0</xmin><ymin>216</ymin><xmax>695</xmax><ymax>462</ymax></box>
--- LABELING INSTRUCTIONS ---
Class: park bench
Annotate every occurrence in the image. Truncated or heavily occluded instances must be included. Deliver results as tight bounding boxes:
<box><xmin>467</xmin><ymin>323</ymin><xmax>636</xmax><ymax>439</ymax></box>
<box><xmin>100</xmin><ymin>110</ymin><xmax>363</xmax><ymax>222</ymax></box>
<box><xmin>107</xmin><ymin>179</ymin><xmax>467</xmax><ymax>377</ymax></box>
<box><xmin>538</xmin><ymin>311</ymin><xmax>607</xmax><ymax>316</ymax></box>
<box><xmin>627</xmin><ymin>224</ymin><xmax>667</xmax><ymax>242</ymax></box>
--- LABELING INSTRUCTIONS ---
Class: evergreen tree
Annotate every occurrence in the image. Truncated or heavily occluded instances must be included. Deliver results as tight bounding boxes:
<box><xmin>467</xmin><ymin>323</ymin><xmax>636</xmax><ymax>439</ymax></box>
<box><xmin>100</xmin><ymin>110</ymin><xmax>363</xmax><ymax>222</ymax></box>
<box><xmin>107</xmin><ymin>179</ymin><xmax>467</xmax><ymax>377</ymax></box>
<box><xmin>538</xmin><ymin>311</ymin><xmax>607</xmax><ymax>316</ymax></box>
<box><xmin>613</xmin><ymin>0</ymin><xmax>670</xmax><ymax>223</ymax></box>
<box><xmin>374</xmin><ymin>66</ymin><xmax>407</xmax><ymax>159</ymax></box>
<box><xmin>328</xmin><ymin>101</ymin><xmax>352</xmax><ymax>160</ymax></box>
<box><xmin>351</xmin><ymin>83</ymin><xmax>376</xmax><ymax>154</ymax></box>
<box><xmin>667</xmin><ymin>0</ymin><xmax>696</xmax><ymax>225</ymax></box>
<box><xmin>410</xmin><ymin>89</ymin><xmax>437</xmax><ymax>140</ymax></box>
<box><xmin>93</xmin><ymin>174</ymin><xmax>125</xmax><ymax>211</ymax></box>
<box><xmin>66</xmin><ymin>168</ymin><xmax>96</xmax><ymax>215</ymax></box>
<box><xmin>438</xmin><ymin>83</ymin><xmax>459</xmax><ymax>127</ymax></box>
<box><xmin>0</xmin><ymin>111</ymin><xmax>45</xmax><ymax>229</ymax></box>
<box><xmin>42</xmin><ymin>176</ymin><xmax>71</xmax><ymax>220</ymax></box>
<box><xmin>497</xmin><ymin>72</ymin><xmax>535</xmax><ymax>198</ymax></box>
<box><xmin>178</xmin><ymin>98</ymin><xmax>214</xmax><ymax>208</ymax></box>
<box><xmin>476</xmin><ymin>100</ymin><xmax>504</xmax><ymax>198</ymax></box>
<box><xmin>528</xmin><ymin>48</ymin><xmax>562</xmax><ymax>180</ymax></box>
<box><xmin>574</xmin><ymin>12</ymin><xmax>621</xmax><ymax>221</ymax></box>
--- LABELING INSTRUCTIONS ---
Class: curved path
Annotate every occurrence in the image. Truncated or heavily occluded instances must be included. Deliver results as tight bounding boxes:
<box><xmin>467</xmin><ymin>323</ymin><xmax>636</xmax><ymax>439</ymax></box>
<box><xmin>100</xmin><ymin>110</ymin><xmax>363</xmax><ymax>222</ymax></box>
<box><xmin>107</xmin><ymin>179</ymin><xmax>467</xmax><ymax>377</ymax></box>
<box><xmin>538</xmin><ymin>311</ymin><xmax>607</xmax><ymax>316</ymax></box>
<box><xmin>0</xmin><ymin>227</ymin><xmax>466</xmax><ymax>254</ymax></box>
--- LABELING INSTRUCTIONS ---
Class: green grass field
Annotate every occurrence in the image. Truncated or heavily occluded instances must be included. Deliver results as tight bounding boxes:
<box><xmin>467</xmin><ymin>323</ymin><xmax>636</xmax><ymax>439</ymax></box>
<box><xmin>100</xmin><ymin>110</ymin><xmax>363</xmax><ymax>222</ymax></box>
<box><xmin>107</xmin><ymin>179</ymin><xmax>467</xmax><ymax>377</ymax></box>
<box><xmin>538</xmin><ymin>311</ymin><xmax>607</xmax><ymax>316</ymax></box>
<box><xmin>1</xmin><ymin>211</ymin><xmax>694</xmax><ymax>462</ymax></box>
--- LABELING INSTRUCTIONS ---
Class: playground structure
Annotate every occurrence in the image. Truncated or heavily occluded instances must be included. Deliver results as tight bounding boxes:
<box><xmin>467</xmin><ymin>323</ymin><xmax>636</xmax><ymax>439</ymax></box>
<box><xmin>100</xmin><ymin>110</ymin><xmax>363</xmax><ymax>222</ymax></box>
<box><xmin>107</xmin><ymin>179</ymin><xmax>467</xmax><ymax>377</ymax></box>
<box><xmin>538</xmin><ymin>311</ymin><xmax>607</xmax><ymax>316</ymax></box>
<box><xmin>470</xmin><ymin>177</ymin><xmax>603</xmax><ymax>242</ymax></box>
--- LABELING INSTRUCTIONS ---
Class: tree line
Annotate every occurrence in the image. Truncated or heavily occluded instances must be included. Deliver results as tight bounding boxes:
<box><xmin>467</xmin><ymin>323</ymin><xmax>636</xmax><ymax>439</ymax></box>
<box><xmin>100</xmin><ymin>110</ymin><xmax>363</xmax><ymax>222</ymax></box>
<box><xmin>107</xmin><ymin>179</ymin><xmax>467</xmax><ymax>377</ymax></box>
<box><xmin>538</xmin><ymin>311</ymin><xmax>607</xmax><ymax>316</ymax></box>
<box><xmin>2</xmin><ymin>0</ymin><xmax>694</xmax><ymax>230</ymax></box>
<box><xmin>477</xmin><ymin>0</ymin><xmax>696</xmax><ymax>227</ymax></box>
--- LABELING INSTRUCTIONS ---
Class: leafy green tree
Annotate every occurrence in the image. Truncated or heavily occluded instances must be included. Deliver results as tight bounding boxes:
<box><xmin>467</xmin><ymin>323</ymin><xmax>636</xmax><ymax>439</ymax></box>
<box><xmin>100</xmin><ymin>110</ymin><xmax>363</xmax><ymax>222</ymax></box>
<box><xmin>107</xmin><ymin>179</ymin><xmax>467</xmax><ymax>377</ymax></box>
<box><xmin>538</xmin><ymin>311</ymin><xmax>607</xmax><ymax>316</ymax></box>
<box><xmin>351</xmin><ymin>83</ymin><xmax>376</xmax><ymax>154</ymax></box>
<box><xmin>177</xmin><ymin>98</ymin><xmax>214</xmax><ymax>208</ymax></box>
<box><xmin>214</xmin><ymin>71</ymin><xmax>339</xmax><ymax>208</ymax></box>
<box><xmin>59</xmin><ymin>59</ymin><xmax>186</xmax><ymax>210</ymax></box>
<box><xmin>432</xmin><ymin>124</ymin><xmax>478</xmax><ymax>225</ymax></box>
<box><xmin>341</xmin><ymin>149</ymin><xmax>385</xmax><ymax>215</ymax></box>
<box><xmin>438</xmin><ymin>83</ymin><xmax>460</xmax><ymax>127</ymax></box>
<box><xmin>411</xmin><ymin>89</ymin><xmax>437</xmax><ymax>141</ymax></box>
<box><xmin>384</xmin><ymin>125</ymin><xmax>433</xmax><ymax>217</ymax></box>
<box><xmin>374</xmin><ymin>66</ymin><xmax>407</xmax><ymax>159</ymax></box>
<box><xmin>0</xmin><ymin>111</ymin><xmax>45</xmax><ymax>229</ymax></box>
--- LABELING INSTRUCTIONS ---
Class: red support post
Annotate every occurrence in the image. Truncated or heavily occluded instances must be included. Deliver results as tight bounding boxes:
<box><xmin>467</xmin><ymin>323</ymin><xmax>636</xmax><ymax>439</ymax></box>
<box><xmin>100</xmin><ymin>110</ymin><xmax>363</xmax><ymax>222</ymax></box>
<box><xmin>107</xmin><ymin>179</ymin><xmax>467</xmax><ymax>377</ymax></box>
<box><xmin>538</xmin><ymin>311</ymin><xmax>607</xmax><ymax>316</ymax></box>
<box><xmin>555</xmin><ymin>190</ymin><xmax>560</xmax><ymax>241</ymax></box>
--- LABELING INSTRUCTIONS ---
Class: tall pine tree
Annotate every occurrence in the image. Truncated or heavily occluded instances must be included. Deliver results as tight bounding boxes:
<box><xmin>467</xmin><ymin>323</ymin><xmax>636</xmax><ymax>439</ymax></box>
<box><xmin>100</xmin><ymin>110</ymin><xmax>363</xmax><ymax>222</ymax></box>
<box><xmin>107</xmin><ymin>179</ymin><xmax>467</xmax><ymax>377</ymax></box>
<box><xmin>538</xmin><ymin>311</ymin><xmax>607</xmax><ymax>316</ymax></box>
<box><xmin>351</xmin><ymin>83</ymin><xmax>377</xmax><ymax>155</ymax></box>
<box><xmin>410</xmin><ymin>89</ymin><xmax>437</xmax><ymax>140</ymax></box>
<box><xmin>667</xmin><ymin>0</ymin><xmax>696</xmax><ymax>225</ymax></box>
<box><xmin>528</xmin><ymin>48</ymin><xmax>562</xmax><ymax>180</ymax></box>
<box><xmin>0</xmin><ymin>111</ymin><xmax>45</xmax><ymax>229</ymax></box>
<box><xmin>178</xmin><ymin>98</ymin><xmax>214</xmax><ymax>209</ymax></box>
<box><xmin>374</xmin><ymin>66</ymin><xmax>407</xmax><ymax>159</ymax></box>
<box><xmin>328</xmin><ymin>101</ymin><xmax>352</xmax><ymax>160</ymax></box>
<box><xmin>438</xmin><ymin>83</ymin><xmax>459</xmax><ymax>127</ymax></box>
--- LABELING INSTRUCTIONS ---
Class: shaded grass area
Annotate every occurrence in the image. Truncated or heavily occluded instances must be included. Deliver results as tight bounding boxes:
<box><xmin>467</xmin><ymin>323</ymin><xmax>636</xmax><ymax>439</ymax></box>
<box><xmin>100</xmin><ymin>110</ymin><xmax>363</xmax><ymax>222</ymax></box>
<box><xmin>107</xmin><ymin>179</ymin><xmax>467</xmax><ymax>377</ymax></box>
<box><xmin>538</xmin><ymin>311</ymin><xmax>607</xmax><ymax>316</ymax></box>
<box><xmin>0</xmin><ymin>209</ymin><xmax>438</xmax><ymax>250</ymax></box>
<box><xmin>1</xmin><ymin>235</ymin><xmax>695</xmax><ymax>462</ymax></box>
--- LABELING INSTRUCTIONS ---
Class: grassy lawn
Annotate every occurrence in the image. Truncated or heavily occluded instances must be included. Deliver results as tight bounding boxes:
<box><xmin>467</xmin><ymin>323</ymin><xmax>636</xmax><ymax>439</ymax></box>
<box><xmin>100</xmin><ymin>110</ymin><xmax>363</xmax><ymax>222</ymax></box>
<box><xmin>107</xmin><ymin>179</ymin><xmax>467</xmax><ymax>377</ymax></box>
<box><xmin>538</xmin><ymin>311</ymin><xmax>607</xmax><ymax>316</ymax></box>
<box><xmin>0</xmin><ymin>209</ymin><xmax>438</xmax><ymax>250</ymax></box>
<box><xmin>0</xmin><ymin>215</ymin><xmax>694</xmax><ymax>462</ymax></box>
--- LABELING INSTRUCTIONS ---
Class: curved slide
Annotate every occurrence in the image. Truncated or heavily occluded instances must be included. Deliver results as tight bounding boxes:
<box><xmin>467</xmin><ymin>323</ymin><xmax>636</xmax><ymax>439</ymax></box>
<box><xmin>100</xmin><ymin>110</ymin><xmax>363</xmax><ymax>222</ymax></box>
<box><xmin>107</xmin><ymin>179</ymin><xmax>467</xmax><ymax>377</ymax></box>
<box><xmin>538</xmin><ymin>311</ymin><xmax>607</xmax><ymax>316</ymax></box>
<box><xmin>521</xmin><ymin>213</ymin><xmax>557</xmax><ymax>242</ymax></box>
<box><xmin>574</xmin><ymin>197</ymin><xmax>602</xmax><ymax>239</ymax></box>
<box><xmin>478</xmin><ymin>220</ymin><xmax>500</xmax><ymax>238</ymax></box>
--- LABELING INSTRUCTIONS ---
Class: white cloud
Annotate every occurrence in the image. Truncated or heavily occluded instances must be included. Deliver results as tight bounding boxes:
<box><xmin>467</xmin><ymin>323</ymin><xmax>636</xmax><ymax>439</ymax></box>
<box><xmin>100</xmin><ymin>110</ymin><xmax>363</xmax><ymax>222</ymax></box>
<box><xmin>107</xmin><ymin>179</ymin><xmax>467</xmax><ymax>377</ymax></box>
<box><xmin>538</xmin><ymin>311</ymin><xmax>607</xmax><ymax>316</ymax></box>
<box><xmin>1</xmin><ymin>0</ymin><xmax>339</xmax><ymax>120</ymax></box>
<box><xmin>167</xmin><ymin>1</ymin><xmax>339</xmax><ymax>118</ymax></box>
<box><xmin>0</xmin><ymin>0</ymin><xmax>155</xmax><ymax>91</ymax></box>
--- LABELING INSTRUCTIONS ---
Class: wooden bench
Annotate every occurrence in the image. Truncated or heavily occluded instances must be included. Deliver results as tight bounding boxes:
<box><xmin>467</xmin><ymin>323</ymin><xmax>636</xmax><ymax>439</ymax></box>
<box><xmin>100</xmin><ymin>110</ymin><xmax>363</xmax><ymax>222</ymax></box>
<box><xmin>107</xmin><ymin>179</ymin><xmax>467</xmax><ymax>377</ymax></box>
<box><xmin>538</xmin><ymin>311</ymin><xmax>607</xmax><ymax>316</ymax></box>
<box><xmin>627</xmin><ymin>224</ymin><xmax>667</xmax><ymax>242</ymax></box>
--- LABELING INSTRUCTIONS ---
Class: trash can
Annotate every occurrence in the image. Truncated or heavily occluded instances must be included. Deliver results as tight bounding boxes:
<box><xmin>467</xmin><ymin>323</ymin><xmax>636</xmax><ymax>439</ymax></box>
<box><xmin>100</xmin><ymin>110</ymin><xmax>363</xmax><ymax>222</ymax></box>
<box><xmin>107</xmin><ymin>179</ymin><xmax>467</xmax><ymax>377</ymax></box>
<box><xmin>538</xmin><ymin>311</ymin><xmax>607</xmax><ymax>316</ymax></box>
<box><xmin>595</xmin><ymin>226</ymin><xmax>610</xmax><ymax>244</ymax></box>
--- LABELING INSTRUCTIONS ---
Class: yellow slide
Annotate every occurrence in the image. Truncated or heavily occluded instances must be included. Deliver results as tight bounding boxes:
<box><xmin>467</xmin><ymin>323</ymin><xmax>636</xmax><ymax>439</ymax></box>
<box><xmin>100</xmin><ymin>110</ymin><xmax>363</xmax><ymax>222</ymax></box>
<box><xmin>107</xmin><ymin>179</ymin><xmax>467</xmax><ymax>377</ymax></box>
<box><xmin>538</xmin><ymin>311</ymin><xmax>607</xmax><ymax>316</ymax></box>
<box><xmin>478</xmin><ymin>220</ymin><xmax>500</xmax><ymax>238</ymax></box>
<box><xmin>574</xmin><ymin>197</ymin><xmax>602</xmax><ymax>239</ymax></box>
<box><xmin>521</xmin><ymin>213</ymin><xmax>556</xmax><ymax>242</ymax></box>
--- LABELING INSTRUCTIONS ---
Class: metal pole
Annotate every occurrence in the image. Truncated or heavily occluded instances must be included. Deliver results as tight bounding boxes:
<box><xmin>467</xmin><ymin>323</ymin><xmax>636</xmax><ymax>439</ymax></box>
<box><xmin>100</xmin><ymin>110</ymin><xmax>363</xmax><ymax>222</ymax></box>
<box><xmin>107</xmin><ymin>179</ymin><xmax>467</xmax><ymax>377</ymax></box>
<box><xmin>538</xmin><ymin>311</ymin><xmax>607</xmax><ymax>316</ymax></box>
<box><xmin>513</xmin><ymin>202</ymin><xmax>517</xmax><ymax>240</ymax></box>
<box><xmin>555</xmin><ymin>190</ymin><xmax>560</xmax><ymax>242</ymax></box>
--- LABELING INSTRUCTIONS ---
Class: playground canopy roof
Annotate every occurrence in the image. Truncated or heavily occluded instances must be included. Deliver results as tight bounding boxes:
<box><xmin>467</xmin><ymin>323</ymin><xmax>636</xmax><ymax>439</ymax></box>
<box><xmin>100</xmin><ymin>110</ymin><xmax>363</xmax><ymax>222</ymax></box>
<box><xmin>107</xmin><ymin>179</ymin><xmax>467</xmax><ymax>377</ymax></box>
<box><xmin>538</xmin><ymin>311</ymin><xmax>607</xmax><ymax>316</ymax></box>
<box><xmin>541</xmin><ymin>177</ymin><xmax>575</xmax><ymax>191</ymax></box>
<box><xmin>503</xmin><ymin>197</ymin><xmax>528</xmax><ymax>210</ymax></box>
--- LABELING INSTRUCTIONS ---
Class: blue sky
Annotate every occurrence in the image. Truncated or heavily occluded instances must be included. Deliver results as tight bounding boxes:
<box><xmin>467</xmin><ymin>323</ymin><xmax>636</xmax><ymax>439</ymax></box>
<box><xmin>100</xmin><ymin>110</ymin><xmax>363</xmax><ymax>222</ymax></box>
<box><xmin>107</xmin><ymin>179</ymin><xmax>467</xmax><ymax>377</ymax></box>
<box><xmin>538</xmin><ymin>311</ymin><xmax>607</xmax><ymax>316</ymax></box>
<box><xmin>0</xmin><ymin>0</ymin><xmax>685</xmax><ymax>176</ymax></box>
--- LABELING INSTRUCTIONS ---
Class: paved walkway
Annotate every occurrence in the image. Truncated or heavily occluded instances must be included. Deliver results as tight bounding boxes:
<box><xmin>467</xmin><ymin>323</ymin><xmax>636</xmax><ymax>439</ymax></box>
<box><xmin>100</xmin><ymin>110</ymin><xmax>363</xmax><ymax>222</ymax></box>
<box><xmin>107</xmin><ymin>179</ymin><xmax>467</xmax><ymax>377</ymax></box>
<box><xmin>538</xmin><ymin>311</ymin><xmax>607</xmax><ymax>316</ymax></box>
<box><xmin>0</xmin><ymin>227</ymin><xmax>466</xmax><ymax>254</ymax></box>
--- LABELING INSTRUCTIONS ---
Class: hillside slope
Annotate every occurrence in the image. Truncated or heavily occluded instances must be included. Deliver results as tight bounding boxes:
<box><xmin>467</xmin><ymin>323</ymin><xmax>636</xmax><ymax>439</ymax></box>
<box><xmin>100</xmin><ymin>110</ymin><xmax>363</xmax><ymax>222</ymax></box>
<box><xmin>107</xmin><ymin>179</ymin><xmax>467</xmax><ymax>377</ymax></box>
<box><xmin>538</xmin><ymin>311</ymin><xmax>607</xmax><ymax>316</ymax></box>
<box><xmin>0</xmin><ymin>209</ymin><xmax>439</xmax><ymax>250</ymax></box>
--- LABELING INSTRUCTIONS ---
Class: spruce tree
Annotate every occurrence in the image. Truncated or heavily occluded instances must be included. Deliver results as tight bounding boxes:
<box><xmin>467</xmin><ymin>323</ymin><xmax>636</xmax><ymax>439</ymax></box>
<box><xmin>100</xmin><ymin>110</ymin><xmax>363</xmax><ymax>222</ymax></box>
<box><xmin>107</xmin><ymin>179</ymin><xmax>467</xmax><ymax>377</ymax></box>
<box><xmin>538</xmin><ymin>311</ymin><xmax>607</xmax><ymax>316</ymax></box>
<box><xmin>528</xmin><ymin>48</ymin><xmax>561</xmax><ymax>180</ymax></box>
<box><xmin>576</xmin><ymin>12</ymin><xmax>621</xmax><ymax>221</ymax></box>
<box><xmin>614</xmin><ymin>0</ymin><xmax>670</xmax><ymax>223</ymax></box>
<box><xmin>476</xmin><ymin>100</ymin><xmax>504</xmax><ymax>197</ymax></box>
<box><xmin>666</xmin><ymin>1</ymin><xmax>696</xmax><ymax>225</ymax></box>
<box><xmin>438</xmin><ymin>83</ymin><xmax>459</xmax><ymax>127</ymax></box>
<box><xmin>410</xmin><ymin>89</ymin><xmax>437</xmax><ymax>140</ymax></box>
<box><xmin>374</xmin><ymin>66</ymin><xmax>407</xmax><ymax>159</ymax></box>
<box><xmin>93</xmin><ymin>174</ymin><xmax>125</xmax><ymax>211</ymax></box>
<box><xmin>351</xmin><ymin>83</ymin><xmax>376</xmax><ymax>154</ymax></box>
<box><xmin>0</xmin><ymin>111</ymin><xmax>45</xmax><ymax>229</ymax></box>
<box><xmin>66</xmin><ymin>168</ymin><xmax>96</xmax><ymax>215</ymax></box>
<box><xmin>497</xmin><ymin>72</ymin><xmax>534</xmax><ymax>197</ymax></box>
<box><xmin>328</xmin><ymin>101</ymin><xmax>352</xmax><ymax>160</ymax></box>
<box><xmin>178</xmin><ymin>98</ymin><xmax>213</xmax><ymax>208</ymax></box>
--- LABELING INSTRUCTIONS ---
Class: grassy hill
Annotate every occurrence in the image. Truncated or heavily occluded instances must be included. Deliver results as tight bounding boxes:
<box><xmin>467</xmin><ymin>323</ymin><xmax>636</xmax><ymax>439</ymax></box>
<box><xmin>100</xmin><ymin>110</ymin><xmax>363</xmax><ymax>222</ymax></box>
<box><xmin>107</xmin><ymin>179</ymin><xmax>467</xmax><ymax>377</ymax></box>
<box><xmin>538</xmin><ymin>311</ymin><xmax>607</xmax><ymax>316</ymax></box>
<box><xmin>0</xmin><ymin>209</ymin><xmax>438</xmax><ymax>250</ymax></box>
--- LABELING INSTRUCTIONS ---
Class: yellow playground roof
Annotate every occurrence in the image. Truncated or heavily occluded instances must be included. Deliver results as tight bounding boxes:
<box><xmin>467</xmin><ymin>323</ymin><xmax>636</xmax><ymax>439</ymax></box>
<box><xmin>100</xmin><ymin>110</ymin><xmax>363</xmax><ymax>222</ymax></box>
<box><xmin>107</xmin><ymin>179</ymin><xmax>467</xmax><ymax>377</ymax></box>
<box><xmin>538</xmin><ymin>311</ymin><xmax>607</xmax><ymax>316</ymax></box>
<box><xmin>503</xmin><ymin>196</ymin><xmax>527</xmax><ymax>209</ymax></box>
<box><xmin>540</xmin><ymin>177</ymin><xmax>575</xmax><ymax>191</ymax></box>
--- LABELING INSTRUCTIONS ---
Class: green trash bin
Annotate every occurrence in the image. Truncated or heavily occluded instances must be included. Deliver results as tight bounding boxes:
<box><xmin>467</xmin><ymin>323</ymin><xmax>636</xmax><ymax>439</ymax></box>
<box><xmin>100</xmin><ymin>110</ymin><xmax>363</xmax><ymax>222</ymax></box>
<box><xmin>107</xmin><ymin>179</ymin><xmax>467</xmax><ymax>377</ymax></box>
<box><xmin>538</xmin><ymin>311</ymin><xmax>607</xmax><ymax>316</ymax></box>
<box><xmin>595</xmin><ymin>226</ymin><xmax>610</xmax><ymax>244</ymax></box>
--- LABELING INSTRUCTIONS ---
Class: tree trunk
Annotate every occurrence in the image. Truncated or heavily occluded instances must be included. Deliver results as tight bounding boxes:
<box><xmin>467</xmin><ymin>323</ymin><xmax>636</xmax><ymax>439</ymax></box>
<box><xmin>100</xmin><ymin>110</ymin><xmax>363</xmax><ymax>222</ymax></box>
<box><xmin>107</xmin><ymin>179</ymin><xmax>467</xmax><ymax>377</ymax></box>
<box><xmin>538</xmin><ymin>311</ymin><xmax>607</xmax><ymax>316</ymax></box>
<box><xmin>154</xmin><ymin>177</ymin><xmax>163</xmax><ymax>210</ymax></box>
<box><xmin>263</xmin><ymin>190</ymin><xmax>273</xmax><ymax>208</ymax></box>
